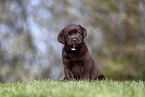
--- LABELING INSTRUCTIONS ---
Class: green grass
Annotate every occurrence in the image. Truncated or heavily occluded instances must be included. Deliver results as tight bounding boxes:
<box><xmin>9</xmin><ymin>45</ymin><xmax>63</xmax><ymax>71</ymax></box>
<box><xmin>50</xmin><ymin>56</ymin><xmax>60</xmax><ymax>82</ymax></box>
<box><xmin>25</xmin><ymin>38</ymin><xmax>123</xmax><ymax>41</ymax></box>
<box><xmin>0</xmin><ymin>80</ymin><xmax>145</xmax><ymax>97</ymax></box>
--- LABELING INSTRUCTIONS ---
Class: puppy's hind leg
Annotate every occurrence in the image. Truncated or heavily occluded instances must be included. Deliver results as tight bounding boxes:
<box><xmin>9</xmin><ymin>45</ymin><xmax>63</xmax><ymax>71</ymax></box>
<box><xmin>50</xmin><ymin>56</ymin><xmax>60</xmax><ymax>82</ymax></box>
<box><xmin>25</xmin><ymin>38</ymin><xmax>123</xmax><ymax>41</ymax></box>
<box><xmin>97</xmin><ymin>74</ymin><xmax>105</xmax><ymax>80</ymax></box>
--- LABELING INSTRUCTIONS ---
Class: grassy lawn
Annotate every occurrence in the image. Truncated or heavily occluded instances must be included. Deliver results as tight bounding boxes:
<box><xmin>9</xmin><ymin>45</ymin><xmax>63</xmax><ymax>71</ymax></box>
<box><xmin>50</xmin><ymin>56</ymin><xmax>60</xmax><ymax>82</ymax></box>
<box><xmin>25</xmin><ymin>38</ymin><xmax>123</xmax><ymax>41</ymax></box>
<box><xmin>0</xmin><ymin>79</ymin><xmax>145</xmax><ymax>97</ymax></box>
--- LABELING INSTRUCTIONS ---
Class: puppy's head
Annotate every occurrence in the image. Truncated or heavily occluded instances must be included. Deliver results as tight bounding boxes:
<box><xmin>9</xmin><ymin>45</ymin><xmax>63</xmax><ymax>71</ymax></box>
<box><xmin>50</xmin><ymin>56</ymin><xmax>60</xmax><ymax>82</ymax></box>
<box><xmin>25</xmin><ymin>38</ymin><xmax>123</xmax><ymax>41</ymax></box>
<box><xmin>57</xmin><ymin>24</ymin><xmax>87</xmax><ymax>47</ymax></box>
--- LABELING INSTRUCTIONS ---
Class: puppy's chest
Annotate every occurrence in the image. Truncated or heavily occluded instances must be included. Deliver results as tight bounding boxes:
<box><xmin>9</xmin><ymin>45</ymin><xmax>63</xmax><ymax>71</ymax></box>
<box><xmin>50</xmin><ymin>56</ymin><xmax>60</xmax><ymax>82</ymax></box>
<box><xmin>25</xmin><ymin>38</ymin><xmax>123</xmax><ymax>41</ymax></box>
<box><xmin>65</xmin><ymin>51</ymin><xmax>83</xmax><ymax>60</ymax></box>
<box><xmin>70</xmin><ymin>60</ymin><xmax>84</xmax><ymax>78</ymax></box>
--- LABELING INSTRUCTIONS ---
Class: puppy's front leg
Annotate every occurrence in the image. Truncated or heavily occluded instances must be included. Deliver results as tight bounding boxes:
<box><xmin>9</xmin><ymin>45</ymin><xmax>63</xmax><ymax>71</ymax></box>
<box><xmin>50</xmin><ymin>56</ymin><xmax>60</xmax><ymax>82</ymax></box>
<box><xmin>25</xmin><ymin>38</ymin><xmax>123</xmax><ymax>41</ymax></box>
<box><xmin>80</xmin><ymin>65</ymin><xmax>90</xmax><ymax>80</ymax></box>
<box><xmin>64</xmin><ymin>67</ymin><xmax>74</xmax><ymax>80</ymax></box>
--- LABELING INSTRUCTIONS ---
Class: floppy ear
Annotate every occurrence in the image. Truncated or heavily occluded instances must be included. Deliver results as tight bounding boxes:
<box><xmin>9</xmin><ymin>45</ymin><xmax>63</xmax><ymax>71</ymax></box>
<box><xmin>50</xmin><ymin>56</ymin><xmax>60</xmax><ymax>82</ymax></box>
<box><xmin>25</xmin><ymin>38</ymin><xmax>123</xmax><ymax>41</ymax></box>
<box><xmin>57</xmin><ymin>30</ymin><xmax>65</xmax><ymax>44</ymax></box>
<box><xmin>78</xmin><ymin>25</ymin><xmax>87</xmax><ymax>38</ymax></box>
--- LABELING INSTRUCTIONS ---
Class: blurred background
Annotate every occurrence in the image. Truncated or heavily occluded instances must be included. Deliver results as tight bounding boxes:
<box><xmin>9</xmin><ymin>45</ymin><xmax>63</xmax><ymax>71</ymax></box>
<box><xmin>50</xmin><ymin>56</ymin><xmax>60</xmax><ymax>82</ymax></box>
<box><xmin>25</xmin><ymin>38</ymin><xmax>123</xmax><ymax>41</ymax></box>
<box><xmin>0</xmin><ymin>0</ymin><xmax>145</xmax><ymax>82</ymax></box>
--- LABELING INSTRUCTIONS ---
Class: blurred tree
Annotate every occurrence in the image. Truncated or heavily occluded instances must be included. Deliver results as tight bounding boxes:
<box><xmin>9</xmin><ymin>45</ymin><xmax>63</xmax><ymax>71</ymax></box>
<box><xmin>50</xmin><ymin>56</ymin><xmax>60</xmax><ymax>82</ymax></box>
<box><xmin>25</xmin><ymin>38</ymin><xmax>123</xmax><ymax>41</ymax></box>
<box><xmin>80</xmin><ymin>0</ymin><xmax>145</xmax><ymax>80</ymax></box>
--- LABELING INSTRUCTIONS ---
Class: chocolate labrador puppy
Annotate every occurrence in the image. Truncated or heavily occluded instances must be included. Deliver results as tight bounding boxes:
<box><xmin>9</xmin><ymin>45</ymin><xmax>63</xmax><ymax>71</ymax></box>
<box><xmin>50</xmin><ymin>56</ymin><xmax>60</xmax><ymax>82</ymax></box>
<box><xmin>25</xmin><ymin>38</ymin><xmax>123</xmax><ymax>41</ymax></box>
<box><xmin>57</xmin><ymin>24</ymin><xmax>105</xmax><ymax>80</ymax></box>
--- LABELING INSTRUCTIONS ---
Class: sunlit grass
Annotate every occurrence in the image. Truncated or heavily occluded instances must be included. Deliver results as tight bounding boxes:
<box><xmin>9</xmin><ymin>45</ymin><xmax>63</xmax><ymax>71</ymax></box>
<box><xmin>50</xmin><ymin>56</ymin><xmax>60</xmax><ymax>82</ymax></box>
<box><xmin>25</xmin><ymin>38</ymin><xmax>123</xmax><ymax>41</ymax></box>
<box><xmin>0</xmin><ymin>79</ymin><xmax>145</xmax><ymax>97</ymax></box>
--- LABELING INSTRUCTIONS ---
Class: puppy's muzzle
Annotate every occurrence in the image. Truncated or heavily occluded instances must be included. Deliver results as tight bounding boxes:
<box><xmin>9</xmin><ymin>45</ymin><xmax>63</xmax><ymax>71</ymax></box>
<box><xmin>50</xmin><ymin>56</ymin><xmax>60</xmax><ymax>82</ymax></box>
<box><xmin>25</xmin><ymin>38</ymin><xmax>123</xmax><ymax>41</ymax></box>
<box><xmin>72</xmin><ymin>38</ymin><xmax>77</xmax><ymax>43</ymax></box>
<box><xmin>70</xmin><ymin>38</ymin><xmax>80</xmax><ymax>44</ymax></box>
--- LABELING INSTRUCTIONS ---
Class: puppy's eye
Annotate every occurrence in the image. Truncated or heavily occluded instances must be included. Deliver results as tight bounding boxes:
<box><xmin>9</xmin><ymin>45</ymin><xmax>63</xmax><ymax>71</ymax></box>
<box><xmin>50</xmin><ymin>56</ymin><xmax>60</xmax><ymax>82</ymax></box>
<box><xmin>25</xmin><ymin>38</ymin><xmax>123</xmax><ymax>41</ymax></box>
<box><xmin>77</xmin><ymin>32</ymin><xmax>80</xmax><ymax>34</ymax></box>
<box><xmin>66</xmin><ymin>34</ymin><xmax>69</xmax><ymax>36</ymax></box>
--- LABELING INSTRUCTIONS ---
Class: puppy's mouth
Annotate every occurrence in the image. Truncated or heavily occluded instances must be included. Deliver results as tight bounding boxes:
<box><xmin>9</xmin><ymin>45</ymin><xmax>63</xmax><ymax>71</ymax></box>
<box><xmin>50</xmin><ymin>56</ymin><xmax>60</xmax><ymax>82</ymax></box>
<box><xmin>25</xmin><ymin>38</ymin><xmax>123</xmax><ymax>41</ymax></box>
<box><xmin>71</xmin><ymin>45</ymin><xmax>76</xmax><ymax>51</ymax></box>
<box><xmin>70</xmin><ymin>44</ymin><xmax>82</xmax><ymax>51</ymax></box>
